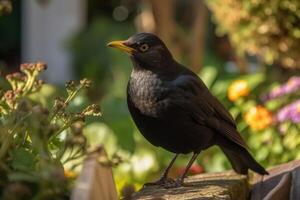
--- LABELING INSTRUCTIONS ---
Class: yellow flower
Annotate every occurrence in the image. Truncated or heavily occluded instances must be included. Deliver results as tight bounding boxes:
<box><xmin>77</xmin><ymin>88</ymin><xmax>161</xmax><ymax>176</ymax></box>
<box><xmin>244</xmin><ymin>105</ymin><xmax>272</xmax><ymax>131</ymax></box>
<box><xmin>227</xmin><ymin>80</ymin><xmax>249</xmax><ymax>102</ymax></box>
<box><xmin>64</xmin><ymin>169</ymin><xmax>77</xmax><ymax>179</ymax></box>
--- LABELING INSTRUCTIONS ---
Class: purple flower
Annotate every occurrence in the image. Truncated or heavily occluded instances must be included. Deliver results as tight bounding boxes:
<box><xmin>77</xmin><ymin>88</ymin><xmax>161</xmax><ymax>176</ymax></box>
<box><xmin>262</xmin><ymin>76</ymin><xmax>300</xmax><ymax>101</ymax></box>
<box><xmin>276</xmin><ymin>100</ymin><xmax>300</xmax><ymax>123</ymax></box>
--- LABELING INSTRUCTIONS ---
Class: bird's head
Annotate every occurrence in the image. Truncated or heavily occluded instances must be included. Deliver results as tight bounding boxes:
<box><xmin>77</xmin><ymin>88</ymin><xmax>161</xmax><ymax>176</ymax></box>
<box><xmin>107</xmin><ymin>33</ymin><xmax>173</xmax><ymax>69</ymax></box>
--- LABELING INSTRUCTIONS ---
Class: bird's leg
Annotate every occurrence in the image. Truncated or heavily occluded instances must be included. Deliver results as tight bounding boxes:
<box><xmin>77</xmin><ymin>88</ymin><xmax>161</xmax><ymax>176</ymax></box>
<box><xmin>144</xmin><ymin>154</ymin><xmax>178</xmax><ymax>187</ymax></box>
<box><xmin>165</xmin><ymin>153</ymin><xmax>199</xmax><ymax>188</ymax></box>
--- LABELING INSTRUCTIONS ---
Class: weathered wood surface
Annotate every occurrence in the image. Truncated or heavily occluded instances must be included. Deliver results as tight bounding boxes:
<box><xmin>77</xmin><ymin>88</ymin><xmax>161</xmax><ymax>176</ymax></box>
<box><xmin>131</xmin><ymin>172</ymin><xmax>249</xmax><ymax>200</ymax></box>
<box><xmin>251</xmin><ymin>159</ymin><xmax>300</xmax><ymax>200</ymax></box>
<box><xmin>71</xmin><ymin>146</ymin><xmax>118</xmax><ymax>200</ymax></box>
<box><xmin>70</xmin><ymin>145</ymin><xmax>300</xmax><ymax>200</ymax></box>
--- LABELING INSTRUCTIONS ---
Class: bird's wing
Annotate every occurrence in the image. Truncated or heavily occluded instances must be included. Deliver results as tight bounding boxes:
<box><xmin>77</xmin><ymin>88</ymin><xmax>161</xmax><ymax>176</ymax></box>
<box><xmin>169</xmin><ymin>74</ymin><xmax>249</xmax><ymax>149</ymax></box>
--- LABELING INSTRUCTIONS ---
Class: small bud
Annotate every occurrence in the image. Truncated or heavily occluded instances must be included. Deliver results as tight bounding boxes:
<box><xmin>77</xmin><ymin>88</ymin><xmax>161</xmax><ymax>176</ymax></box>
<box><xmin>82</xmin><ymin>104</ymin><xmax>102</xmax><ymax>116</ymax></box>
<box><xmin>60</xmin><ymin>112</ymin><xmax>70</xmax><ymax>123</ymax></box>
<box><xmin>6</xmin><ymin>72</ymin><xmax>22</xmax><ymax>81</ymax></box>
<box><xmin>4</xmin><ymin>90</ymin><xmax>18</xmax><ymax>108</ymax></box>
<box><xmin>53</xmin><ymin>97</ymin><xmax>66</xmax><ymax>113</ymax></box>
<box><xmin>20</xmin><ymin>63</ymin><xmax>35</xmax><ymax>74</ymax></box>
<box><xmin>32</xmin><ymin>79</ymin><xmax>44</xmax><ymax>92</ymax></box>
<box><xmin>65</xmin><ymin>80</ymin><xmax>76</xmax><ymax>94</ymax></box>
<box><xmin>35</xmin><ymin>62</ymin><xmax>47</xmax><ymax>72</ymax></box>
<box><xmin>110</xmin><ymin>152</ymin><xmax>123</xmax><ymax>166</ymax></box>
<box><xmin>4</xmin><ymin>90</ymin><xmax>15</xmax><ymax>100</ymax></box>
<box><xmin>80</xmin><ymin>78</ymin><xmax>92</xmax><ymax>88</ymax></box>
<box><xmin>6</xmin><ymin>72</ymin><xmax>26</xmax><ymax>90</ymax></box>
<box><xmin>20</xmin><ymin>62</ymin><xmax>47</xmax><ymax>75</ymax></box>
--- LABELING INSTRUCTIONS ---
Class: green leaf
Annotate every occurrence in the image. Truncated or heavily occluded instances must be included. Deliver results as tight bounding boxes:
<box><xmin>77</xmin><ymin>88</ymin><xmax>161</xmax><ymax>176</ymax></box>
<box><xmin>10</xmin><ymin>148</ymin><xmax>36</xmax><ymax>171</ymax></box>
<box><xmin>239</xmin><ymin>72</ymin><xmax>265</xmax><ymax>90</ymax></box>
<box><xmin>272</xmin><ymin>139</ymin><xmax>283</xmax><ymax>154</ymax></box>
<box><xmin>8</xmin><ymin>171</ymin><xmax>38</xmax><ymax>183</ymax></box>
<box><xmin>256</xmin><ymin>146</ymin><xmax>269</xmax><ymax>161</ymax></box>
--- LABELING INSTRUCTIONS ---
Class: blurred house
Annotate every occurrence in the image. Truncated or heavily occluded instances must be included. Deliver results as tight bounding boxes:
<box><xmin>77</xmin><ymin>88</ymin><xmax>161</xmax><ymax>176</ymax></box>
<box><xmin>21</xmin><ymin>0</ymin><xmax>86</xmax><ymax>84</ymax></box>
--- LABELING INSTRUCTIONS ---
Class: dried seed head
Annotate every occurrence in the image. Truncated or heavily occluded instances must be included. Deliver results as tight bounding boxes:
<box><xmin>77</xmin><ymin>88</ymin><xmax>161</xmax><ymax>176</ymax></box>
<box><xmin>80</xmin><ymin>78</ymin><xmax>92</xmax><ymax>88</ymax></box>
<box><xmin>35</xmin><ymin>62</ymin><xmax>47</xmax><ymax>72</ymax></box>
<box><xmin>82</xmin><ymin>104</ymin><xmax>102</xmax><ymax>116</ymax></box>
<box><xmin>65</xmin><ymin>80</ymin><xmax>76</xmax><ymax>94</ymax></box>
<box><xmin>53</xmin><ymin>97</ymin><xmax>65</xmax><ymax>112</ymax></box>
<box><xmin>4</xmin><ymin>90</ymin><xmax>15</xmax><ymax>101</ymax></box>
<box><xmin>6</xmin><ymin>72</ymin><xmax>27</xmax><ymax>90</ymax></box>
<box><xmin>20</xmin><ymin>62</ymin><xmax>47</xmax><ymax>75</ymax></box>
<box><xmin>4</xmin><ymin>89</ymin><xmax>21</xmax><ymax>109</ymax></box>
<box><xmin>6</xmin><ymin>72</ymin><xmax>23</xmax><ymax>81</ymax></box>
<box><xmin>20</xmin><ymin>63</ymin><xmax>35</xmax><ymax>74</ymax></box>
<box><xmin>32</xmin><ymin>79</ymin><xmax>44</xmax><ymax>91</ymax></box>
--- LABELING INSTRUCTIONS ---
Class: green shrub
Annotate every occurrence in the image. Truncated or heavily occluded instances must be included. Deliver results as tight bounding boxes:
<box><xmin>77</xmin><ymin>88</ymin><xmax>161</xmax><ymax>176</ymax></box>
<box><xmin>0</xmin><ymin>62</ymin><xmax>101</xmax><ymax>199</ymax></box>
<box><xmin>207</xmin><ymin>0</ymin><xmax>300</xmax><ymax>68</ymax></box>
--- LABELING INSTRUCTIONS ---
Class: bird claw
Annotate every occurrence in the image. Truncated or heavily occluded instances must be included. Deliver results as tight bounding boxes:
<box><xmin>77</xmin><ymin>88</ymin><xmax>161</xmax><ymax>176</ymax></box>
<box><xmin>163</xmin><ymin>178</ymin><xmax>184</xmax><ymax>188</ymax></box>
<box><xmin>143</xmin><ymin>177</ymin><xmax>186</xmax><ymax>189</ymax></box>
<box><xmin>143</xmin><ymin>177</ymin><xmax>176</xmax><ymax>188</ymax></box>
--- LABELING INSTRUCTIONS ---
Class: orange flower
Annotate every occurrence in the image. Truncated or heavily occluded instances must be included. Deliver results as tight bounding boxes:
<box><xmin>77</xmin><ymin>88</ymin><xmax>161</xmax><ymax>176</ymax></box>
<box><xmin>227</xmin><ymin>80</ymin><xmax>249</xmax><ymax>102</ymax></box>
<box><xmin>64</xmin><ymin>169</ymin><xmax>77</xmax><ymax>179</ymax></box>
<box><xmin>244</xmin><ymin>105</ymin><xmax>272</xmax><ymax>131</ymax></box>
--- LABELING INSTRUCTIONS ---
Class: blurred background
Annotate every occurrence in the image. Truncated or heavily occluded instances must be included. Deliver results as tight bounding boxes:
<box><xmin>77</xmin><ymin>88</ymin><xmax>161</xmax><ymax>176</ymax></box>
<box><xmin>1</xmin><ymin>0</ymin><xmax>300</xmax><ymax>194</ymax></box>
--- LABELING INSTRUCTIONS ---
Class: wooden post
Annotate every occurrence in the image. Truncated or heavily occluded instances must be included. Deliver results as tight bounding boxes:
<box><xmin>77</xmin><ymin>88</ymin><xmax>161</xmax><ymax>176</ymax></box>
<box><xmin>131</xmin><ymin>171</ymin><xmax>249</xmax><ymax>200</ymax></box>
<box><xmin>71</xmin><ymin>146</ymin><xmax>118</xmax><ymax>200</ymax></box>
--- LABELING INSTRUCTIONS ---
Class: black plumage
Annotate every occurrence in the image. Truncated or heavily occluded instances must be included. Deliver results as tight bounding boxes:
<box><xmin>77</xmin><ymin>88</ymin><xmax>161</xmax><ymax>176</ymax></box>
<box><xmin>108</xmin><ymin>33</ymin><xmax>268</xmax><ymax>187</ymax></box>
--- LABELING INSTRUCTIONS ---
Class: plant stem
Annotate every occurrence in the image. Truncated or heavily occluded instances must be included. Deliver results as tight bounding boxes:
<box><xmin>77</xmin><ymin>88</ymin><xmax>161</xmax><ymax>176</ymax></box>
<box><xmin>49</xmin><ymin>85</ymin><xmax>83</xmax><ymax>122</ymax></box>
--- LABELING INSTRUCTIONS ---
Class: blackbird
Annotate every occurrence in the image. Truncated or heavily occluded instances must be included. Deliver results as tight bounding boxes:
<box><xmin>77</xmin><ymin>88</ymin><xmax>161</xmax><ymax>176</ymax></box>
<box><xmin>107</xmin><ymin>33</ymin><xmax>268</xmax><ymax>187</ymax></box>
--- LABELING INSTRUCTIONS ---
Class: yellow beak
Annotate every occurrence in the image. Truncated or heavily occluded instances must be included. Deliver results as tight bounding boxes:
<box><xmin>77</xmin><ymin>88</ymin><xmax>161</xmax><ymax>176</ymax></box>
<box><xmin>107</xmin><ymin>40</ymin><xmax>135</xmax><ymax>54</ymax></box>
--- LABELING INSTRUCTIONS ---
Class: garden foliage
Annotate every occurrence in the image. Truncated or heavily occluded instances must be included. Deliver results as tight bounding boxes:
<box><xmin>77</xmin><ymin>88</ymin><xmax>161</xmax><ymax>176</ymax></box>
<box><xmin>207</xmin><ymin>0</ymin><xmax>300</xmax><ymax>68</ymax></box>
<box><xmin>225</xmin><ymin>73</ymin><xmax>300</xmax><ymax>167</ymax></box>
<box><xmin>0</xmin><ymin>63</ymin><xmax>101</xmax><ymax>199</ymax></box>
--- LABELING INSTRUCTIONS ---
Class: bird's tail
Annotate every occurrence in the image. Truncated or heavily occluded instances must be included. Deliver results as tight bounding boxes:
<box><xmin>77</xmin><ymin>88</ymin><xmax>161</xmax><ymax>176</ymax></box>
<box><xmin>219</xmin><ymin>144</ymin><xmax>269</xmax><ymax>175</ymax></box>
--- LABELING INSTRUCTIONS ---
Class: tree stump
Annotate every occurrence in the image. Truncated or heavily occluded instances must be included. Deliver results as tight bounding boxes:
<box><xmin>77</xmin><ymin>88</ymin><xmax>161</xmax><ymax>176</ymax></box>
<box><xmin>131</xmin><ymin>171</ymin><xmax>249</xmax><ymax>200</ymax></box>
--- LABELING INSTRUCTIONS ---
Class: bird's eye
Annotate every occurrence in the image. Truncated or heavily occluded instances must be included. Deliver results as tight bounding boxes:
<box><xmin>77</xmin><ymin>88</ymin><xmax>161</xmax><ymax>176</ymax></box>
<box><xmin>139</xmin><ymin>43</ymin><xmax>149</xmax><ymax>52</ymax></box>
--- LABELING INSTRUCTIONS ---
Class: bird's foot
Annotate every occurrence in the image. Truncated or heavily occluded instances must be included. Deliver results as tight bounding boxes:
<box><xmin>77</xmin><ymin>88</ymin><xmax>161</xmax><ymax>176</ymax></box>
<box><xmin>143</xmin><ymin>177</ymin><xmax>176</xmax><ymax>188</ymax></box>
<box><xmin>163</xmin><ymin>178</ymin><xmax>185</xmax><ymax>188</ymax></box>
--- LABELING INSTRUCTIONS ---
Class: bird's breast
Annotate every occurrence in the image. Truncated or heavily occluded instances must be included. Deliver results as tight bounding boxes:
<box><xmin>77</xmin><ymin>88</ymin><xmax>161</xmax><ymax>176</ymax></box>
<box><xmin>128</xmin><ymin>70</ymin><xmax>169</xmax><ymax>117</ymax></box>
